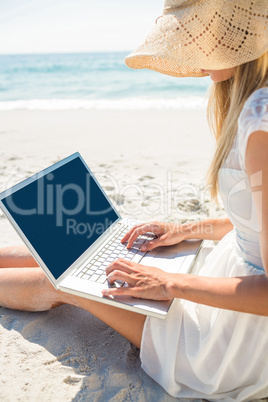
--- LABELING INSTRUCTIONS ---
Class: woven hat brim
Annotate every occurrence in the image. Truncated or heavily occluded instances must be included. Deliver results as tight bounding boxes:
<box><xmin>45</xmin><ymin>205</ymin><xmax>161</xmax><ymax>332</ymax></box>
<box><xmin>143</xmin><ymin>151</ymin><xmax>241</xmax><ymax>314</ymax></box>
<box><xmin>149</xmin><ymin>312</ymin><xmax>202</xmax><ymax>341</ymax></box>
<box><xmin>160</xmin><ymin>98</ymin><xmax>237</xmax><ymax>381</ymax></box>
<box><xmin>125</xmin><ymin>55</ymin><xmax>208</xmax><ymax>78</ymax></box>
<box><xmin>125</xmin><ymin>2</ymin><xmax>268</xmax><ymax>78</ymax></box>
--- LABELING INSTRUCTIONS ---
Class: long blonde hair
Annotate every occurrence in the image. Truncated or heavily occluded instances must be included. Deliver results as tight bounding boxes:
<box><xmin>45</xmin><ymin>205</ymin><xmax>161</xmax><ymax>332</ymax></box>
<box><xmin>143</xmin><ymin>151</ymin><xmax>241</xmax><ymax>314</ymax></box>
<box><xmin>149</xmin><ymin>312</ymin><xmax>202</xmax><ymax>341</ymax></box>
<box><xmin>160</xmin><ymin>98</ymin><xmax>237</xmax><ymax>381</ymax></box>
<box><xmin>207</xmin><ymin>52</ymin><xmax>268</xmax><ymax>201</ymax></box>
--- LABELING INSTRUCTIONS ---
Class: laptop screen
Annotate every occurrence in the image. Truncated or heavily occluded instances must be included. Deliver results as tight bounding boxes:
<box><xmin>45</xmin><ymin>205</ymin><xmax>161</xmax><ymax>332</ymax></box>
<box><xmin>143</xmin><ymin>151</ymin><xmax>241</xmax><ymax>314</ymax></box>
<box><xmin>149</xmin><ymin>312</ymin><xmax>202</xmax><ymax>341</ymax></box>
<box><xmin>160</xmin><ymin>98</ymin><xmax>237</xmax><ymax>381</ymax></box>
<box><xmin>1</xmin><ymin>155</ymin><xmax>120</xmax><ymax>279</ymax></box>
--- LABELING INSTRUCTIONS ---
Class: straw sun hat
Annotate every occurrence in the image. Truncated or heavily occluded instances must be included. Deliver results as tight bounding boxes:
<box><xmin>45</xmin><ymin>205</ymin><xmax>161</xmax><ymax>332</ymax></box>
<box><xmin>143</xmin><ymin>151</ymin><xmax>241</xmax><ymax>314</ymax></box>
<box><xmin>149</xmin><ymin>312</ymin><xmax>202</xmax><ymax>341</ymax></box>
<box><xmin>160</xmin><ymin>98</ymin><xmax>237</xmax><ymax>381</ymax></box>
<box><xmin>125</xmin><ymin>0</ymin><xmax>268</xmax><ymax>77</ymax></box>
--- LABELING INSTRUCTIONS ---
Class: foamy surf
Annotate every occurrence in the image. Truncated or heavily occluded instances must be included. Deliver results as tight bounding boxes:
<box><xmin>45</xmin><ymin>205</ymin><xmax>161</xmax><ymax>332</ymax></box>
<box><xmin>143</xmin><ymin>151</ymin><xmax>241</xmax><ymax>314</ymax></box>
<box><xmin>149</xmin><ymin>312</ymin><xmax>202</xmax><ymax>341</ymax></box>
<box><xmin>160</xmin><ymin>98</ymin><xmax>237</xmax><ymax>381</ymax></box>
<box><xmin>0</xmin><ymin>97</ymin><xmax>207</xmax><ymax>111</ymax></box>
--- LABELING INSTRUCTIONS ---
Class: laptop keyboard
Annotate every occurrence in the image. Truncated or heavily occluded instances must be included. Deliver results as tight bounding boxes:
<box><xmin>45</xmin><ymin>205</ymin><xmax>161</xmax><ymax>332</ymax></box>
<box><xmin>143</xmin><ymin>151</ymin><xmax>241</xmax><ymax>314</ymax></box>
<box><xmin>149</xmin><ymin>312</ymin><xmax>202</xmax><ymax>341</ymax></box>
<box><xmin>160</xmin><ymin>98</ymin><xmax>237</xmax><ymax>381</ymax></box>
<box><xmin>74</xmin><ymin>224</ymin><xmax>155</xmax><ymax>285</ymax></box>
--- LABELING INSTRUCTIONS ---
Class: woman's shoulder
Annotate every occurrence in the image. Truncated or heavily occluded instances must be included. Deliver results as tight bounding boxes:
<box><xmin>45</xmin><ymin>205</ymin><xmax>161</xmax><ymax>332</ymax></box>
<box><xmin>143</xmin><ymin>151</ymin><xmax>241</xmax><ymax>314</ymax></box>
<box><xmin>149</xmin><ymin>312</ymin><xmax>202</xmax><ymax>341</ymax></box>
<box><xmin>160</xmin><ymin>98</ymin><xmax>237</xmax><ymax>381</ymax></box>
<box><xmin>237</xmin><ymin>87</ymin><xmax>268</xmax><ymax>171</ymax></box>
<box><xmin>239</xmin><ymin>87</ymin><xmax>268</xmax><ymax>125</ymax></box>
<box><xmin>238</xmin><ymin>87</ymin><xmax>268</xmax><ymax>135</ymax></box>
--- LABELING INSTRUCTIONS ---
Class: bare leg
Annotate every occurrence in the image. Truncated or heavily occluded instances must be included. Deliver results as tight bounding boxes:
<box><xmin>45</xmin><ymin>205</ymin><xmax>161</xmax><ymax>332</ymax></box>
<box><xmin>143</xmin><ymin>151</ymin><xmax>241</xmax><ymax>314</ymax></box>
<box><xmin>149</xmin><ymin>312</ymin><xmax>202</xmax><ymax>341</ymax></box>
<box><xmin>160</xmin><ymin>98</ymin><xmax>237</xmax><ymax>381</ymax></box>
<box><xmin>72</xmin><ymin>293</ymin><xmax>146</xmax><ymax>349</ymax></box>
<box><xmin>0</xmin><ymin>245</ymin><xmax>39</xmax><ymax>268</ymax></box>
<box><xmin>0</xmin><ymin>246</ymin><xmax>145</xmax><ymax>348</ymax></box>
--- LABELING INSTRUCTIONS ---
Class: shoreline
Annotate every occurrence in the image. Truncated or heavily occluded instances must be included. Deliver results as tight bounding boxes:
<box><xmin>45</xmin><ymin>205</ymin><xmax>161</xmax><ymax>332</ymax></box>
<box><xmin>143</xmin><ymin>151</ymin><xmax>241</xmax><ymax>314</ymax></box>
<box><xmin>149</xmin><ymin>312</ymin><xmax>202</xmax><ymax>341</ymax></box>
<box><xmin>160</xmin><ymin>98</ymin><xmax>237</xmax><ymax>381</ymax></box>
<box><xmin>0</xmin><ymin>97</ymin><xmax>208</xmax><ymax>111</ymax></box>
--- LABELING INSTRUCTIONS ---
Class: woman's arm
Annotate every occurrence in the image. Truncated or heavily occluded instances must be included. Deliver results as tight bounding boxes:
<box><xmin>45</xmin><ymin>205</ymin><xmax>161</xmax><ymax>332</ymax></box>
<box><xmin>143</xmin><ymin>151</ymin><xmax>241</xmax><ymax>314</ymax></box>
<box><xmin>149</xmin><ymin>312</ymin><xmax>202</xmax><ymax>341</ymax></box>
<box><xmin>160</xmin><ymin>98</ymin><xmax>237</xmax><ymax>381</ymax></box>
<box><xmin>172</xmin><ymin>129</ymin><xmax>268</xmax><ymax>316</ymax></box>
<box><xmin>169</xmin><ymin>127</ymin><xmax>268</xmax><ymax>316</ymax></box>
<box><xmin>104</xmin><ymin>130</ymin><xmax>268</xmax><ymax>316</ymax></box>
<box><xmin>182</xmin><ymin>218</ymin><xmax>233</xmax><ymax>241</ymax></box>
<box><xmin>123</xmin><ymin>218</ymin><xmax>233</xmax><ymax>251</ymax></box>
<box><xmin>167</xmin><ymin>273</ymin><xmax>268</xmax><ymax>316</ymax></box>
<box><xmin>245</xmin><ymin>130</ymin><xmax>268</xmax><ymax>276</ymax></box>
<box><xmin>104</xmin><ymin>260</ymin><xmax>268</xmax><ymax>316</ymax></box>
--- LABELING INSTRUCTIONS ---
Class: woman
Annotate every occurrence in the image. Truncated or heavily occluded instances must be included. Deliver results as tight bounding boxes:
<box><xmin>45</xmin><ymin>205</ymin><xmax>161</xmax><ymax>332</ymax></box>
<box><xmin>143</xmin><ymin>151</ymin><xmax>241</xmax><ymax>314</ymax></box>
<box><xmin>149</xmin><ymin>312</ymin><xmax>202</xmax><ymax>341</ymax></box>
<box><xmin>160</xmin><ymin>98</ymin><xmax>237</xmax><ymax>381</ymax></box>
<box><xmin>1</xmin><ymin>0</ymin><xmax>268</xmax><ymax>399</ymax></box>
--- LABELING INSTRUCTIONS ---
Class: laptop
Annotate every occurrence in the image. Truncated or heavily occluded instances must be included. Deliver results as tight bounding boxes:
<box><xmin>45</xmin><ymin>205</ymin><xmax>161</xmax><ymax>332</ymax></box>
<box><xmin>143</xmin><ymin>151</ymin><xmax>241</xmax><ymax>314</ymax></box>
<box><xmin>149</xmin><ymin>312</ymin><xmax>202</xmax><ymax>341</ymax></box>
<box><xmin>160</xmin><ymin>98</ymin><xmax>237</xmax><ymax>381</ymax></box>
<box><xmin>0</xmin><ymin>152</ymin><xmax>202</xmax><ymax>319</ymax></box>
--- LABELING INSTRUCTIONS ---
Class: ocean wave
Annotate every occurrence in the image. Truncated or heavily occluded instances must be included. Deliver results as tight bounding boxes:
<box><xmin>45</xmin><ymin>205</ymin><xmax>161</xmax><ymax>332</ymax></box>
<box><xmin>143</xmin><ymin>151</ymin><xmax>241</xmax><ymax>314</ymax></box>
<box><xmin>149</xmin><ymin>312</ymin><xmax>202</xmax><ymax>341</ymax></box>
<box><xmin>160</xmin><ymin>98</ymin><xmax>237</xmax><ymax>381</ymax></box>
<box><xmin>0</xmin><ymin>97</ymin><xmax>207</xmax><ymax>111</ymax></box>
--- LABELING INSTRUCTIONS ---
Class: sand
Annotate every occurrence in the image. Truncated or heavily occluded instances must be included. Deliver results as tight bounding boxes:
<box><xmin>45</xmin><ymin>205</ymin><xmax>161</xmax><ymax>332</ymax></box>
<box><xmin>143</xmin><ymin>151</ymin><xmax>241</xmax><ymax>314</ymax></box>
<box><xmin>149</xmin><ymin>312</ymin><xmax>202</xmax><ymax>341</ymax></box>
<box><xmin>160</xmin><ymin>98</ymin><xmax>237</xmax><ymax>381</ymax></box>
<box><xmin>0</xmin><ymin>109</ymin><xmax>226</xmax><ymax>401</ymax></box>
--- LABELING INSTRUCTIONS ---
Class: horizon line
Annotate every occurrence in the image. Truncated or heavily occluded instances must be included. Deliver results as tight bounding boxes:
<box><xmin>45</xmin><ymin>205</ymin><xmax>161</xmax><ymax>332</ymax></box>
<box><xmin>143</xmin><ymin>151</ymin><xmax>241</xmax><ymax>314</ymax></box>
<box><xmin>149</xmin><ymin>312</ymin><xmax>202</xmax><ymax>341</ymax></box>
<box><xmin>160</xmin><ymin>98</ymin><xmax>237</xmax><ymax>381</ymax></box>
<box><xmin>0</xmin><ymin>50</ymin><xmax>132</xmax><ymax>57</ymax></box>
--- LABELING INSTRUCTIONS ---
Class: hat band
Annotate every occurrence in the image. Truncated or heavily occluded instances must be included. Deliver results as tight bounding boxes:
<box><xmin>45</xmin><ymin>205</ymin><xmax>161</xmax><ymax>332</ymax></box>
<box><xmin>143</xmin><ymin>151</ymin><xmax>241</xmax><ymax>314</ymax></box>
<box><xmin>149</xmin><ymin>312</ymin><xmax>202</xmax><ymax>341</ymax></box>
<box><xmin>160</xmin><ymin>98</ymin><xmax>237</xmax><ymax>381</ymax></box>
<box><xmin>163</xmin><ymin>0</ymin><xmax>202</xmax><ymax>14</ymax></box>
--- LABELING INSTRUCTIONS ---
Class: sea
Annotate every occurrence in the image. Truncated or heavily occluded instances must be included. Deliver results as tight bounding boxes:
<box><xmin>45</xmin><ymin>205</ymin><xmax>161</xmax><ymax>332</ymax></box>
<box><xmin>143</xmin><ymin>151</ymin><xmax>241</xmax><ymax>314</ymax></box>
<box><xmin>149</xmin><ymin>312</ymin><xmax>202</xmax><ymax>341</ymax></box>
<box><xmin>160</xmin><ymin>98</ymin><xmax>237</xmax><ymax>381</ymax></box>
<box><xmin>0</xmin><ymin>52</ymin><xmax>211</xmax><ymax>111</ymax></box>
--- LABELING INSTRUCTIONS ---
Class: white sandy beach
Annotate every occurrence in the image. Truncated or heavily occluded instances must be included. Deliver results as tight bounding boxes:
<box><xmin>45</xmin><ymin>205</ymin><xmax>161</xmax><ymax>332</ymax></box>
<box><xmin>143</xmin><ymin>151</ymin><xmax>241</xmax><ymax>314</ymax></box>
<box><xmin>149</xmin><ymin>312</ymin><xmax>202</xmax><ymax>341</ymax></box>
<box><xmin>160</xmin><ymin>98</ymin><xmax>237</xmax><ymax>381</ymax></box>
<box><xmin>0</xmin><ymin>109</ymin><xmax>229</xmax><ymax>401</ymax></box>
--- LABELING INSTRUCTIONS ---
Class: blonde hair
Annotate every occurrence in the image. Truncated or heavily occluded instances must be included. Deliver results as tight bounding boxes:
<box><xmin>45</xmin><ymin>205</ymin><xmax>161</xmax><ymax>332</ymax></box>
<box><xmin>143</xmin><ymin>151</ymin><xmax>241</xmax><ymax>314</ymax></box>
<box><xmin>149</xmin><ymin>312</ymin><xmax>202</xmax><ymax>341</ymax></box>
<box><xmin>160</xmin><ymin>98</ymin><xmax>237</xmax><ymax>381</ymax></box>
<box><xmin>207</xmin><ymin>51</ymin><xmax>268</xmax><ymax>201</ymax></box>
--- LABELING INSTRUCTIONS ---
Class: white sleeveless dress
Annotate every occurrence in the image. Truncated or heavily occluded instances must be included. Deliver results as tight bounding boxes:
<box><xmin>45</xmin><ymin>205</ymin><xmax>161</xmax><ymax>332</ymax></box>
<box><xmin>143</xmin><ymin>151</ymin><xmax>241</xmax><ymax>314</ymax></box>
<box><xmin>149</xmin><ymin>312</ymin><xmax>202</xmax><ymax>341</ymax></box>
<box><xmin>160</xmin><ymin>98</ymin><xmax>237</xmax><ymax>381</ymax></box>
<box><xmin>140</xmin><ymin>88</ymin><xmax>268</xmax><ymax>401</ymax></box>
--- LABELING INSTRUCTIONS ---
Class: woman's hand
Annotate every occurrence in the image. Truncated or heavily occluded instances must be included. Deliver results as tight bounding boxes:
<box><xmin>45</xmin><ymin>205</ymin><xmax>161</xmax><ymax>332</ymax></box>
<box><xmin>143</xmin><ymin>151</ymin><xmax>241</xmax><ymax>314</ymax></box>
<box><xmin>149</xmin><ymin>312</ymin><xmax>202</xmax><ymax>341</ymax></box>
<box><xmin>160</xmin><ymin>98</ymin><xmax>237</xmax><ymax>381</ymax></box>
<box><xmin>102</xmin><ymin>258</ymin><xmax>174</xmax><ymax>300</ymax></box>
<box><xmin>122</xmin><ymin>220</ymin><xmax>190</xmax><ymax>251</ymax></box>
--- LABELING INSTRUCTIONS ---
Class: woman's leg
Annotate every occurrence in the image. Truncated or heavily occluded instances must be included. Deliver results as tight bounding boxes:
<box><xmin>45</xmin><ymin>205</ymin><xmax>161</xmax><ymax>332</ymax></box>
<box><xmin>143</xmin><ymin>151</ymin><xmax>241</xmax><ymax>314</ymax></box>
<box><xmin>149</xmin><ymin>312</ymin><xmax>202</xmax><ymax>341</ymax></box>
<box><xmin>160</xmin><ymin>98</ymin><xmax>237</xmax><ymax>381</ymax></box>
<box><xmin>0</xmin><ymin>245</ymin><xmax>39</xmax><ymax>268</ymax></box>
<box><xmin>0</xmin><ymin>246</ymin><xmax>145</xmax><ymax>348</ymax></box>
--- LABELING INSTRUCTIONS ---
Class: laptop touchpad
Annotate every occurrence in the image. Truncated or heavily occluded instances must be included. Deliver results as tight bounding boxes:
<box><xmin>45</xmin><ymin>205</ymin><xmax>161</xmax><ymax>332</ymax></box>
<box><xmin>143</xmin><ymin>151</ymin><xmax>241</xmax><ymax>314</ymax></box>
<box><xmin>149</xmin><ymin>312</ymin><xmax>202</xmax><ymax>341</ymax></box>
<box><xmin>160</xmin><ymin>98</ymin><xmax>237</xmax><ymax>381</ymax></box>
<box><xmin>141</xmin><ymin>240</ymin><xmax>201</xmax><ymax>274</ymax></box>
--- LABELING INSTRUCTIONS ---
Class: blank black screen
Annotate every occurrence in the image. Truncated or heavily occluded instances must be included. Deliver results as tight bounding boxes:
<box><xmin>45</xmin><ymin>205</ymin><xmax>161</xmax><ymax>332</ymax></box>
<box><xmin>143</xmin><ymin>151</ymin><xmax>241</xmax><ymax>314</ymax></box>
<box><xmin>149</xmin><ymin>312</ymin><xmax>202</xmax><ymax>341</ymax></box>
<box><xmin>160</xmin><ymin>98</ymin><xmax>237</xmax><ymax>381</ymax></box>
<box><xmin>1</xmin><ymin>157</ymin><xmax>119</xmax><ymax>279</ymax></box>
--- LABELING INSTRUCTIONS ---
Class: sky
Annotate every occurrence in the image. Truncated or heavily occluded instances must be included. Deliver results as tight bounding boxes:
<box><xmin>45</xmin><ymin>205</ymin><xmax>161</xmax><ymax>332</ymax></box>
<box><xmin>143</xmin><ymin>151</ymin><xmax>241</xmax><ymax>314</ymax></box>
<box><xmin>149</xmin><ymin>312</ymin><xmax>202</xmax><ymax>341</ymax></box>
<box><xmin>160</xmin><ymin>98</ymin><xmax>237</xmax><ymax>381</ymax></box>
<box><xmin>0</xmin><ymin>0</ymin><xmax>163</xmax><ymax>55</ymax></box>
